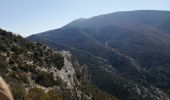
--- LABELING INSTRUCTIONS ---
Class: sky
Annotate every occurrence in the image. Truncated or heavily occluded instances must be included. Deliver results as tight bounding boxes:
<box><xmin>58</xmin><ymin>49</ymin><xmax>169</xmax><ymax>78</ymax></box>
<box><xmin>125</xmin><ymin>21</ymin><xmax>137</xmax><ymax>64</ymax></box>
<box><xmin>0</xmin><ymin>0</ymin><xmax>170</xmax><ymax>37</ymax></box>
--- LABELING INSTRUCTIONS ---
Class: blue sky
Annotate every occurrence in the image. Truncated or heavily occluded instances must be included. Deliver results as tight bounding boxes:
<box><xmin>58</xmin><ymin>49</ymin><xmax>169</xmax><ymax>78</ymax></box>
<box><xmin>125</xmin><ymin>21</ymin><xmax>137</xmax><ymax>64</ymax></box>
<box><xmin>0</xmin><ymin>0</ymin><xmax>170</xmax><ymax>37</ymax></box>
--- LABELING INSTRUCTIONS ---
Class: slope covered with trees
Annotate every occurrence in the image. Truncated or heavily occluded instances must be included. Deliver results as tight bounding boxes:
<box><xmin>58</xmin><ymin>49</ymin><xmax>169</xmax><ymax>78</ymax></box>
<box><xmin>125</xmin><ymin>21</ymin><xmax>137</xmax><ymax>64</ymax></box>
<box><xmin>0</xmin><ymin>29</ymin><xmax>116</xmax><ymax>100</ymax></box>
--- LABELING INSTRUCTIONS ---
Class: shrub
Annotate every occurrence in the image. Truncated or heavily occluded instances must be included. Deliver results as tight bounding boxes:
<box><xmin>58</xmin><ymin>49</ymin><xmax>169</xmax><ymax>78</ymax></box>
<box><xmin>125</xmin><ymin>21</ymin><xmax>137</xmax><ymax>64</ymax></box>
<box><xmin>19</xmin><ymin>64</ymin><xmax>36</xmax><ymax>73</ymax></box>
<box><xmin>47</xmin><ymin>89</ymin><xmax>62</xmax><ymax>100</ymax></box>
<box><xmin>0</xmin><ymin>61</ymin><xmax>8</xmax><ymax>73</ymax></box>
<box><xmin>0</xmin><ymin>60</ymin><xmax>7</xmax><ymax>69</ymax></box>
<box><xmin>53</xmin><ymin>53</ymin><xmax>64</xmax><ymax>70</ymax></box>
<box><xmin>0</xmin><ymin>30</ymin><xmax>8</xmax><ymax>36</ymax></box>
<box><xmin>9</xmin><ymin>59</ymin><xmax>15</xmax><ymax>65</ymax></box>
<box><xmin>33</xmin><ymin>71</ymin><xmax>57</xmax><ymax>87</ymax></box>
<box><xmin>0</xmin><ymin>45</ymin><xmax>7</xmax><ymax>52</ymax></box>
<box><xmin>26</xmin><ymin>88</ymin><xmax>62</xmax><ymax>100</ymax></box>
<box><xmin>0</xmin><ymin>40</ymin><xmax>7</xmax><ymax>52</ymax></box>
<box><xmin>33</xmin><ymin>51</ymin><xmax>39</xmax><ymax>58</ymax></box>
<box><xmin>11</xmin><ymin>45</ymin><xmax>19</xmax><ymax>52</ymax></box>
<box><xmin>8</xmin><ymin>70</ymin><xmax>28</xmax><ymax>83</ymax></box>
<box><xmin>26</xmin><ymin>87</ymin><xmax>49</xmax><ymax>100</ymax></box>
<box><xmin>10</xmin><ymin>82</ymin><xmax>26</xmax><ymax>100</ymax></box>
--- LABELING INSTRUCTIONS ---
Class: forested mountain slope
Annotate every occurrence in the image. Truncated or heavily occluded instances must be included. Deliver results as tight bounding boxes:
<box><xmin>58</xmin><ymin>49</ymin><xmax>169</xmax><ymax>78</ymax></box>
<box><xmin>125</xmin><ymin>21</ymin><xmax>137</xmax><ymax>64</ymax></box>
<box><xmin>28</xmin><ymin>10</ymin><xmax>170</xmax><ymax>100</ymax></box>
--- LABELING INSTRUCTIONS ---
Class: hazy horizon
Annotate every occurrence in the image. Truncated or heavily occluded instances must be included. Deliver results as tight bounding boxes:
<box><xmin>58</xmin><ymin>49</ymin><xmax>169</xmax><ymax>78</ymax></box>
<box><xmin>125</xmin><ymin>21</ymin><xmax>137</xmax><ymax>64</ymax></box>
<box><xmin>1</xmin><ymin>0</ymin><xmax>170</xmax><ymax>37</ymax></box>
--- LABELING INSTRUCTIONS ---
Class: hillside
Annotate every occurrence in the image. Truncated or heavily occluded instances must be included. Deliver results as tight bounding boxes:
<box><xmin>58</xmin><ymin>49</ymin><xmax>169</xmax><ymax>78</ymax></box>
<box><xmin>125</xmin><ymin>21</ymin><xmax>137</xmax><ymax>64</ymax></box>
<box><xmin>28</xmin><ymin>10</ymin><xmax>170</xmax><ymax>100</ymax></box>
<box><xmin>0</xmin><ymin>29</ymin><xmax>116</xmax><ymax>100</ymax></box>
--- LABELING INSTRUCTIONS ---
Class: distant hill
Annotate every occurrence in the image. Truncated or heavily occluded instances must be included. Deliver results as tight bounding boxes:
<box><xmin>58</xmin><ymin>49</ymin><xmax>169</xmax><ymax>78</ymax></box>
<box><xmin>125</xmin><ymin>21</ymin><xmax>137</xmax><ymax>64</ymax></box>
<box><xmin>28</xmin><ymin>10</ymin><xmax>170</xmax><ymax>100</ymax></box>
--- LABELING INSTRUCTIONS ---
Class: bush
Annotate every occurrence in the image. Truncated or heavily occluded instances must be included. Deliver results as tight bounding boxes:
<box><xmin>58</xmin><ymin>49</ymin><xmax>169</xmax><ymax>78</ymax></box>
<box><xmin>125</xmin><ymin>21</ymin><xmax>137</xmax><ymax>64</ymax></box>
<box><xmin>0</xmin><ymin>61</ymin><xmax>8</xmax><ymax>73</ymax></box>
<box><xmin>26</xmin><ymin>88</ymin><xmax>49</xmax><ymax>100</ymax></box>
<box><xmin>0</xmin><ymin>45</ymin><xmax>7</xmax><ymax>52</ymax></box>
<box><xmin>19</xmin><ymin>64</ymin><xmax>36</xmax><ymax>73</ymax></box>
<box><xmin>10</xmin><ymin>82</ymin><xmax>26</xmax><ymax>100</ymax></box>
<box><xmin>8</xmin><ymin>70</ymin><xmax>29</xmax><ymax>83</ymax></box>
<box><xmin>26</xmin><ymin>88</ymin><xmax>62</xmax><ymax>100</ymax></box>
<box><xmin>11</xmin><ymin>45</ymin><xmax>19</xmax><ymax>52</ymax></box>
<box><xmin>0</xmin><ymin>30</ymin><xmax>8</xmax><ymax>36</ymax></box>
<box><xmin>53</xmin><ymin>53</ymin><xmax>64</xmax><ymax>70</ymax></box>
<box><xmin>47</xmin><ymin>89</ymin><xmax>62</xmax><ymax>100</ymax></box>
<box><xmin>9</xmin><ymin>59</ymin><xmax>15</xmax><ymax>65</ymax></box>
<box><xmin>33</xmin><ymin>51</ymin><xmax>39</xmax><ymax>58</ymax></box>
<box><xmin>33</xmin><ymin>71</ymin><xmax>57</xmax><ymax>87</ymax></box>
<box><xmin>0</xmin><ymin>60</ymin><xmax>7</xmax><ymax>69</ymax></box>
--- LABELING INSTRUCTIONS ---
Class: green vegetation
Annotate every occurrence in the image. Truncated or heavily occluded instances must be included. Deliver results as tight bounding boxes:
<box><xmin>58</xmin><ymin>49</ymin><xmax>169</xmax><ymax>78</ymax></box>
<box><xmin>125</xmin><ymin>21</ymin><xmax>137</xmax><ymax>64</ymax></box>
<box><xmin>79</xmin><ymin>78</ymin><xmax>117</xmax><ymax>100</ymax></box>
<box><xmin>47</xmin><ymin>89</ymin><xmax>62</xmax><ymax>100</ymax></box>
<box><xmin>0</xmin><ymin>41</ymin><xmax>8</xmax><ymax>52</ymax></box>
<box><xmin>0</xmin><ymin>60</ymin><xmax>8</xmax><ymax>74</ymax></box>
<box><xmin>52</xmin><ymin>53</ymin><xmax>64</xmax><ymax>70</ymax></box>
<box><xmin>19</xmin><ymin>64</ymin><xmax>36</xmax><ymax>73</ymax></box>
<box><xmin>32</xmin><ymin>71</ymin><xmax>58</xmax><ymax>87</ymax></box>
<box><xmin>10</xmin><ymin>82</ymin><xmax>26</xmax><ymax>100</ymax></box>
<box><xmin>26</xmin><ymin>88</ymin><xmax>62</xmax><ymax>100</ymax></box>
<box><xmin>0</xmin><ymin>60</ymin><xmax>7</xmax><ymax>69</ymax></box>
<box><xmin>0</xmin><ymin>29</ymin><xmax>118</xmax><ymax>100</ymax></box>
<box><xmin>8</xmin><ymin>71</ymin><xmax>29</xmax><ymax>83</ymax></box>
<box><xmin>26</xmin><ymin>88</ymin><xmax>49</xmax><ymax>100</ymax></box>
<box><xmin>11</xmin><ymin>45</ymin><xmax>24</xmax><ymax>55</ymax></box>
